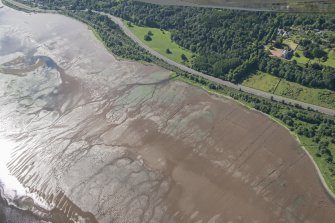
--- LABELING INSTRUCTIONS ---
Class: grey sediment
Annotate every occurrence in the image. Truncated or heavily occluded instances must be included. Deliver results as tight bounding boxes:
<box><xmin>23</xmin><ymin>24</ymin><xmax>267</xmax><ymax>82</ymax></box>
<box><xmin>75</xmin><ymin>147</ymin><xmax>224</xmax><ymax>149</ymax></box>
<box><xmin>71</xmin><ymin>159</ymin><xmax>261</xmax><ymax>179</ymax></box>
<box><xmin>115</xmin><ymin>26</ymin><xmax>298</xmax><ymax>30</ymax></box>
<box><xmin>1</xmin><ymin>0</ymin><xmax>334</xmax><ymax>222</ymax></box>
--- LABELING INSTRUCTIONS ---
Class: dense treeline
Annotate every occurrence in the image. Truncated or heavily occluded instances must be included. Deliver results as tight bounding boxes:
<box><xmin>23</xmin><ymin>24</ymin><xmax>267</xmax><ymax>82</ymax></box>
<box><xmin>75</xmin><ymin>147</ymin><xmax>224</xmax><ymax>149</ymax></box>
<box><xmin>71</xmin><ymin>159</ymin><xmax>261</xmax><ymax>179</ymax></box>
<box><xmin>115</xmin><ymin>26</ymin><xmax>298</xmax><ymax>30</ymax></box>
<box><xmin>64</xmin><ymin>10</ymin><xmax>154</xmax><ymax>62</ymax></box>
<box><xmin>258</xmin><ymin>53</ymin><xmax>335</xmax><ymax>90</ymax></box>
<box><xmin>22</xmin><ymin>0</ymin><xmax>335</xmax><ymax>90</ymax></box>
<box><xmin>106</xmin><ymin>1</ymin><xmax>276</xmax><ymax>80</ymax></box>
<box><xmin>63</xmin><ymin>10</ymin><xmax>191</xmax><ymax>76</ymax></box>
<box><xmin>98</xmin><ymin>1</ymin><xmax>335</xmax><ymax>89</ymax></box>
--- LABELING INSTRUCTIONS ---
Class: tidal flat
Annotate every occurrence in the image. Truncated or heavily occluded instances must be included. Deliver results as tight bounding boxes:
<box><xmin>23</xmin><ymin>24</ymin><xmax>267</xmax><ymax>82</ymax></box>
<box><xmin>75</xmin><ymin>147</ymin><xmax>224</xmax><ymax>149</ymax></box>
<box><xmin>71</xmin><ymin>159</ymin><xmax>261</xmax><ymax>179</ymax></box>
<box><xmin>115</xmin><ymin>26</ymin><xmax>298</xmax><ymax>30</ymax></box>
<box><xmin>0</xmin><ymin>3</ymin><xmax>335</xmax><ymax>223</ymax></box>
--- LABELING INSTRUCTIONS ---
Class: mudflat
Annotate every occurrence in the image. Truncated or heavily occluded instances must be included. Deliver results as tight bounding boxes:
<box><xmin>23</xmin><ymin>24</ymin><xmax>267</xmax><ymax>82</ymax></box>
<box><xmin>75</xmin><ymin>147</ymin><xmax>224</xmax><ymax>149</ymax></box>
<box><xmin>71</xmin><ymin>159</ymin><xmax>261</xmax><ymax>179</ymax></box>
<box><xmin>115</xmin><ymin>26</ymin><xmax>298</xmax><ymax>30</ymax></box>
<box><xmin>0</xmin><ymin>4</ymin><xmax>335</xmax><ymax>223</ymax></box>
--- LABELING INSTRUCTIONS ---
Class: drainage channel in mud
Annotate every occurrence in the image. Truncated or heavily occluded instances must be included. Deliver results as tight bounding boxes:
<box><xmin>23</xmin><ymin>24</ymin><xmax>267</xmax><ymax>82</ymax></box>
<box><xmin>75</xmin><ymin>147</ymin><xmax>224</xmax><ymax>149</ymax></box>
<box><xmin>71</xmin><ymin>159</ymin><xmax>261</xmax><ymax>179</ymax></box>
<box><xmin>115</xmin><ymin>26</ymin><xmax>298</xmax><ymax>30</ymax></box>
<box><xmin>1</xmin><ymin>4</ymin><xmax>335</xmax><ymax>223</ymax></box>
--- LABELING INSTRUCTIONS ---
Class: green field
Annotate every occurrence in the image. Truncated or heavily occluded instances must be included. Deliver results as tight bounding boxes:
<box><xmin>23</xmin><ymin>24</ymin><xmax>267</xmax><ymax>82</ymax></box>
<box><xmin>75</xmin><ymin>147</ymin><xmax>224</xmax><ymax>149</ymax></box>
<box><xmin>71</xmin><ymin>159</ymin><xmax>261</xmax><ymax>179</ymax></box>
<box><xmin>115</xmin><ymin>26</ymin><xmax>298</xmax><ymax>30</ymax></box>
<box><xmin>125</xmin><ymin>21</ymin><xmax>193</xmax><ymax>65</ymax></box>
<box><xmin>290</xmin><ymin>47</ymin><xmax>335</xmax><ymax>68</ymax></box>
<box><xmin>294</xmin><ymin>48</ymin><xmax>335</xmax><ymax>68</ymax></box>
<box><xmin>243</xmin><ymin>71</ymin><xmax>335</xmax><ymax>109</ymax></box>
<box><xmin>291</xmin><ymin>48</ymin><xmax>311</xmax><ymax>64</ymax></box>
<box><xmin>322</xmin><ymin>49</ymin><xmax>335</xmax><ymax>68</ymax></box>
<box><xmin>242</xmin><ymin>71</ymin><xmax>280</xmax><ymax>93</ymax></box>
<box><xmin>283</xmin><ymin>38</ymin><xmax>298</xmax><ymax>50</ymax></box>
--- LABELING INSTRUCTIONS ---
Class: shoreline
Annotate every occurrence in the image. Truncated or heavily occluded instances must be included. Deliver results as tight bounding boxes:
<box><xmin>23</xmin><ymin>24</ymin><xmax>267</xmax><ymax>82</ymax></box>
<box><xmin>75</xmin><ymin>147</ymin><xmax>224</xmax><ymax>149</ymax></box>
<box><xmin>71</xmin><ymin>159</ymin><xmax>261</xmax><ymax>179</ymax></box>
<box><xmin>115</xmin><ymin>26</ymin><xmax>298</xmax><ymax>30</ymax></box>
<box><xmin>3</xmin><ymin>0</ymin><xmax>335</xmax><ymax>116</ymax></box>
<box><xmin>2</xmin><ymin>0</ymin><xmax>335</xmax><ymax>212</ymax></box>
<box><xmin>0</xmin><ymin>193</ymin><xmax>46</xmax><ymax>223</ymax></box>
<box><xmin>175</xmin><ymin>74</ymin><xmax>335</xmax><ymax>202</ymax></box>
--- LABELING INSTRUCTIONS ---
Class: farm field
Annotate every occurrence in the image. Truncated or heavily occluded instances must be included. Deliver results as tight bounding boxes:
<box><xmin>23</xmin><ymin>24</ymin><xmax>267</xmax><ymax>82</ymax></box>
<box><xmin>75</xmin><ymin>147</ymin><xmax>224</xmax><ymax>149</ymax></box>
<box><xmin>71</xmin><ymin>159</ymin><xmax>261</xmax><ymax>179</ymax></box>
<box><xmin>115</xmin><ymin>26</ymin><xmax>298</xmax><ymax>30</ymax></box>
<box><xmin>243</xmin><ymin>71</ymin><xmax>335</xmax><ymax>109</ymax></box>
<box><xmin>124</xmin><ymin>21</ymin><xmax>194</xmax><ymax>65</ymax></box>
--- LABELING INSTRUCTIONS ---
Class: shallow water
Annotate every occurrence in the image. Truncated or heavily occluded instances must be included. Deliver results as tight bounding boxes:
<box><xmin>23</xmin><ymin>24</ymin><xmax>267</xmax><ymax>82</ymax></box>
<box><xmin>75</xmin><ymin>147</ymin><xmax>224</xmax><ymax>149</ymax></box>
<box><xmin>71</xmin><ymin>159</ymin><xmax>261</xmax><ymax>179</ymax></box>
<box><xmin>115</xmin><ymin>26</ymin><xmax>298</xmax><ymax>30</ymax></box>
<box><xmin>1</xmin><ymin>4</ymin><xmax>335</xmax><ymax>223</ymax></box>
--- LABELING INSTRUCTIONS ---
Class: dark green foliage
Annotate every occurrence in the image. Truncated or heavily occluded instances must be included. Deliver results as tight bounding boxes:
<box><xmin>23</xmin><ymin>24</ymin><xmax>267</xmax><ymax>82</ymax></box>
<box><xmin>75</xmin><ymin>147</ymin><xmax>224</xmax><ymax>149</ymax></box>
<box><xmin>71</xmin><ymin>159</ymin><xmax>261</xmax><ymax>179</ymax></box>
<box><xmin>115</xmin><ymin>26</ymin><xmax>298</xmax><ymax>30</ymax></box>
<box><xmin>258</xmin><ymin>52</ymin><xmax>335</xmax><ymax>90</ymax></box>
<box><xmin>212</xmin><ymin>58</ymin><xmax>242</xmax><ymax>78</ymax></box>
<box><xmin>313</xmin><ymin>48</ymin><xmax>327</xmax><ymax>59</ymax></box>
<box><xmin>181</xmin><ymin>54</ymin><xmax>188</xmax><ymax>62</ymax></box>
<box><xmin>273</xmin><ymin>41</ymin><xmax>283</xmax><ymax>49</ymax></box>
<box><xmin>144</xmin><ymin>34</ymin><xmax>152</xmax><ymax>41</ymax></box>
<box><xmin>64</xmin><ymin>10</ymin><xmax>154</xmax><ymax>62</ymax></box>
<box><xmin>300</xmin><ymin>38</ymin><xmax>331</xmax><ymax>60</ymax></box>
<box><xmin>127</xmin><ymin>21</ymin><xmax>133</xmax><ymax>27</ymax></box>
<box><xmin>22</xmin><ymin>0</ymin><xmax>335</xmax><ymax>90</ymax></box>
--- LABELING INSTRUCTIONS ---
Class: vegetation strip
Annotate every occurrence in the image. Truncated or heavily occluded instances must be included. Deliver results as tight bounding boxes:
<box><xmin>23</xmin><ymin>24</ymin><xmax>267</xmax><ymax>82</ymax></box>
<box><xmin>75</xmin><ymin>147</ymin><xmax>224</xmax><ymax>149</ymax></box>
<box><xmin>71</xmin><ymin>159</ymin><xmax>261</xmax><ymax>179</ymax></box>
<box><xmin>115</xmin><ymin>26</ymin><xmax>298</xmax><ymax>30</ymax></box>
<box><xmin>243</xmin><ymin>72</ymin><xmax>335</xmax><ymax>109</ymax></box>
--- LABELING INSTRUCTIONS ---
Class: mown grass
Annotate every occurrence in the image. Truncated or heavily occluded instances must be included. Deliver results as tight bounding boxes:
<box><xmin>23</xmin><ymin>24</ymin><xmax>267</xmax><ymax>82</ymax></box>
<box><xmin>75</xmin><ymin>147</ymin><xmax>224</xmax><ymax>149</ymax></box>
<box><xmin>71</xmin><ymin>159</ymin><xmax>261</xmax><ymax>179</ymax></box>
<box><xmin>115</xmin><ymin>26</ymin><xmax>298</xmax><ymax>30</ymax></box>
<box><xmin>283</xmin><ymin>38</ymin><xmax>298</xmax><ymax>50</ymax></box>
<box><xmin>124</xmin><ymin>21</ymin><xmax>194</xmax><ymax>65</ymax></box>
<box><xmin>291</xmin><ymin>47</ymin><xmax>335</xmax><ymax>68</ymax></box>
<box><xmin>291</xmin><ymin>48</ymin><xmax>310</xmax><ymax>64</ymax></box>
<box><xmin>242</xmin><ymin>71</ymin><xmax>335</xmax><ymax>109</ymax></box>
<box><xmin>242</xmin><ymin>71</ymin><xmax>280</xmax><ymax>93</ymax></box>
<box><xmin>322</xmin><ymin>49</ymin><xmax>335</xmax><ymax>68</ymax></box>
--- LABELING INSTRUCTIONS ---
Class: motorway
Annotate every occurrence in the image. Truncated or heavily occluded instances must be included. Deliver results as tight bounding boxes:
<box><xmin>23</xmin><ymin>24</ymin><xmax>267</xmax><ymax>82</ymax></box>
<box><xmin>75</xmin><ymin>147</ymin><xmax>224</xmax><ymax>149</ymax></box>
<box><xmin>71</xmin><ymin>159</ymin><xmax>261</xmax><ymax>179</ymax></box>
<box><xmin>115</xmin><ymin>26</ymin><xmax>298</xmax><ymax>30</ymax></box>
<box><xmin>3</xmin><ymin>0</ymin><xmax>335</xmax><ymax>116</ymax></box>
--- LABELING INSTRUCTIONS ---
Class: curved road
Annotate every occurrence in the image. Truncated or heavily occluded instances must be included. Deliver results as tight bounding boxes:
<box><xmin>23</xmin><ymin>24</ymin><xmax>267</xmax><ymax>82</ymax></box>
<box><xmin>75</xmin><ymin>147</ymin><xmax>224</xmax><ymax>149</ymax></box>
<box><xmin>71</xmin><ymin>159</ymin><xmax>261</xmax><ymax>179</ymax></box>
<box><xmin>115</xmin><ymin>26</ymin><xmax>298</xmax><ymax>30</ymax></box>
<box><xmin>2</xmin><ymin>0</ymin><xmax>335</xmax><ymax>116</ymax></box>
<box><xmin>98</xmin><ymin>12</ymin><xmax>335</xmax><ymax>116</ymax></box>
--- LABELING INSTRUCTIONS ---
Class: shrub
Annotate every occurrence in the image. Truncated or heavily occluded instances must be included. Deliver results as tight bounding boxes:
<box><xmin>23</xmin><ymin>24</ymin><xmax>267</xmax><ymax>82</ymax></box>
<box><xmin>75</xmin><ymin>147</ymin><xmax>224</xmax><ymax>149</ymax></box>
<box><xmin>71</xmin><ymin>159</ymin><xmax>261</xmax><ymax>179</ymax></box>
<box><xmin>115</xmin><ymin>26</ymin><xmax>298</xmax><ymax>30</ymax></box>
<box><xmin>144</xmin><ymin>34</ymin><xmax>152</xmax><ymax>41</ymax></box>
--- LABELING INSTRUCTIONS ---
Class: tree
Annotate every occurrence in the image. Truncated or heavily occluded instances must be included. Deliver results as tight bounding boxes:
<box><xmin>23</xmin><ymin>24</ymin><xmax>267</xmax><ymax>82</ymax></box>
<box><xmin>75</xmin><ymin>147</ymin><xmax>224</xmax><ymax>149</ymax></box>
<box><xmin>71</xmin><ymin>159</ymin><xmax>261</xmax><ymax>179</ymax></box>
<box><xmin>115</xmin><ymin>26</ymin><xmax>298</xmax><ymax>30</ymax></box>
<box><xmin>312</xmin><ymin>48</ymin><xmax>326</xmax><ymax>59</ymax></box>
<box><xmin>181</xmin><ymin>54</ymin><xmax>188</xmax><ymax>62</ymax></box>
<box><xmin>127</xmin><ymin>21</ymin><xmax>133</xmax><ymax>27</ymax></box>
<box><xmin>166</xmin><ymin>49</ymin><xmax>172</xmax><ymax>54</ymax></box>
<box><xmin>303</xmin><ymin>50</ymin><xmax>313</xmax><ymax>59</ymax></box>
<box><xmin>148</xmin><ymin>30</ymin><xmax>153</xmax><ymax>36</ymax></box>
<box><xmin>144</xmin><ymin>34</ymin><xmax>152</xmax><ymax>41</ymax></box>
<box><xmin>273</xmin><ymin>41</ymin><xmax>283</xmax><ymax>49</ymax></box>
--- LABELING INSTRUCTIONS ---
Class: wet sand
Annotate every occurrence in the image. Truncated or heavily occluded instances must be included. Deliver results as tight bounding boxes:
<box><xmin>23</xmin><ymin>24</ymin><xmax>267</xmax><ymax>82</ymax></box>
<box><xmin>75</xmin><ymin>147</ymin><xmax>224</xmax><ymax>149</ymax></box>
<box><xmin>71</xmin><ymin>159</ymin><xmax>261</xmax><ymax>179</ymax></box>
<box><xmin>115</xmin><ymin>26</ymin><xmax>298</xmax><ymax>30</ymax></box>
<box><xmin>1</xmin><ymin>4</ymin><xmax>335</xmax><ymax>223</ymax></box>
<box><xmin>0</xmin><ymin>196</ymin><xmax>47</xmax><ymax>223</ymax></box>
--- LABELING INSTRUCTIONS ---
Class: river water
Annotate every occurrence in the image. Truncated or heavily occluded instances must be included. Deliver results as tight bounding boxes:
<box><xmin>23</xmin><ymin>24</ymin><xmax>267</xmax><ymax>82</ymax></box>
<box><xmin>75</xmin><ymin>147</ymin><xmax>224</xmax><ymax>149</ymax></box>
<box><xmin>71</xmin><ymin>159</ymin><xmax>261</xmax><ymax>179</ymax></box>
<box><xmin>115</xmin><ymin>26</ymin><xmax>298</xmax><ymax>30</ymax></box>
<box><xmin>1</xmin><ymin>3</ymin><xmax>335</xmax><ymax>223</ymax></box>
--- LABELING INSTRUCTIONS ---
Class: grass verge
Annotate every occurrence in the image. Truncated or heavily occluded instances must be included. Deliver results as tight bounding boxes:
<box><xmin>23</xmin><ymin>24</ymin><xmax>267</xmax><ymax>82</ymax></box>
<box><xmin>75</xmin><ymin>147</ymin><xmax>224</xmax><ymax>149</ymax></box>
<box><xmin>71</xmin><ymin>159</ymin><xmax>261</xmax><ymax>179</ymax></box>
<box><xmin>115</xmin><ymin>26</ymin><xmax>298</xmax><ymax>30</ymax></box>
<box><xmin>243</xmin><ymin>71</ymin><xmax>335</xmax><ymax>109</ymax></box>
<box><xmin>124</xmin><ymin>21</ymin><xmax>194</xmax><ymax>66</ymax></box>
